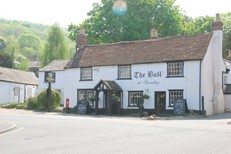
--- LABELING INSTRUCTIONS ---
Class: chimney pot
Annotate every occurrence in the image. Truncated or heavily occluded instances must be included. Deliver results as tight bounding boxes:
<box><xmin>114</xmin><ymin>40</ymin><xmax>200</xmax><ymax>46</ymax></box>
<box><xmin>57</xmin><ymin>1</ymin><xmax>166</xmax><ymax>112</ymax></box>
<box><xmin>151</xmin><ymin>28</ymin><xmax>158</xmax><ymax>39</ymax></box>
<box><xmin>216</xmin><ymin>13</ymin><xmax>221</xmax><ymax>21</ymax></box>
<box><xmin>212</xmin><ymin>13</ymin><xmax>223</xmax><ymax>31</ymax></box>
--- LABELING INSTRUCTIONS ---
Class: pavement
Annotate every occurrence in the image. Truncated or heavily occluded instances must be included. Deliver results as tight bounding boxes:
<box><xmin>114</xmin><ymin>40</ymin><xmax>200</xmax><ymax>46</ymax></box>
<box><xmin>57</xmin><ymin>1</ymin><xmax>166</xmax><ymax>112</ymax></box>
<box><xmin>0</xmin><ymin>121</ymin><xmax>16</xmax><ymax>134</ymax></box>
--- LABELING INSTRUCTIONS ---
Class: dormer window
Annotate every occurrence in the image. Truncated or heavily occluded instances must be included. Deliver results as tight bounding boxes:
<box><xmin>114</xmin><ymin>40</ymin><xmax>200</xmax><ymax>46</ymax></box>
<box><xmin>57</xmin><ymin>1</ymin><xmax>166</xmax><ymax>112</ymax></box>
<box><xmin>80</xmin><ymin>67</ymin><xmax>92</xmax><ymax>81</ymax></box>
<box><xmin>167</xmin><ymin>62</ymin><xmax>184</xmax><ymax>77</ymax></box>
<box><xmin>118</xmin><ymin>65</ymin><xmax>131</xmax><ymax>79</ymax></box>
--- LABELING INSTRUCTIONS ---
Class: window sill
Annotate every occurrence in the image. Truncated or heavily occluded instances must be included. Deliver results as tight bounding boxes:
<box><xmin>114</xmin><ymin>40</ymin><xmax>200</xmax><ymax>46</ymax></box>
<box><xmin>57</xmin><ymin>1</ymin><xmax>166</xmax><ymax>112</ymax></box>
<box><xmin>117</xmin><ymin>78</ymin><xmax>132</xmax><ymax>80</ymax></box>
<box><xmin>166</xmin><ymin>76</ymin><xmax>184</xmax><ymax>78</ymax></box>
<box><xmin>79</xmin><ymin>79</ymin><xmax>93</xmax><ymax>81</ymax></box>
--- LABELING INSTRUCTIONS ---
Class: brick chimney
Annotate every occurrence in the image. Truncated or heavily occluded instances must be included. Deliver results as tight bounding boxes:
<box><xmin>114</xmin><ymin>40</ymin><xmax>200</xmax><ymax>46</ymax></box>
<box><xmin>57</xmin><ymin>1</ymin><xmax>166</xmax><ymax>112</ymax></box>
<box><xmin>76</xmin><ymin>28</ymin><xmax>87</xmax><ymax>49</ymax></box>
<box><xmin>212</xmin><ymin>13</ymin><xmax>223</xmax><ymax>31</ymax></box>
<box><xmin>150</xmin><ymin>28</ymin><xmax>158</xmax><ymax>39</ymax></box>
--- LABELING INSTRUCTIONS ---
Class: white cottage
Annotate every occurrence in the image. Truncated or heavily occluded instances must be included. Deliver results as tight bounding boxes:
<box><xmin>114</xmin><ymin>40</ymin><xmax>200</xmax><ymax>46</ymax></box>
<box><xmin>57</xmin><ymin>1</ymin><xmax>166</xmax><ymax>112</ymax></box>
<box><xmin>0</xmin><ymin>67</ymin><xmax>38</xmax><ymax>104</ymax></box>
<box><xmin>37</xmin><ymin>60</ymin><xmax>69</xmax><ymax>106</ymax></box>
<box><xmin>40</xmin><ymin>14</ymin><xmax>228</xmax><ymax>116</ymax></box>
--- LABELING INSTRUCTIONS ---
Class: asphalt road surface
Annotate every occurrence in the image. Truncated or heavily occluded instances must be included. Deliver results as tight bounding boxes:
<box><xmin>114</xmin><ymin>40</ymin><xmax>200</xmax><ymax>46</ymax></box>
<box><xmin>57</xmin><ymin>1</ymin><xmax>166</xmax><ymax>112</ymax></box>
<box><xmin>1</xmin><ymin>109</ymin><xmax>231</xmax><ymax>154</ymax></box>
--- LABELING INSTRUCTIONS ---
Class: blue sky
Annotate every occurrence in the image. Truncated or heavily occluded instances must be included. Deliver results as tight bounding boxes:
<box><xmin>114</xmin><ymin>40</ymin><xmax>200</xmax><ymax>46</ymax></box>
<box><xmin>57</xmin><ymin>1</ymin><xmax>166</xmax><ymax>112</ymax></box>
<box><xmin>0</xmin><ymin>0</ymin><xmax>230</xmax><ymax>28</ymax></box>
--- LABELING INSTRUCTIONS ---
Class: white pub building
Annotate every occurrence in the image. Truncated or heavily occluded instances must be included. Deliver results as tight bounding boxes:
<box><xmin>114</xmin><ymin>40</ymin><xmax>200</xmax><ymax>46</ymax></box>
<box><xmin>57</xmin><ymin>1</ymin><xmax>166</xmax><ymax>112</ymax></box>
<box><xmin>39</xmin><ymin>14</ymin><xmax>231</xmax><ymax>116</ymax></box>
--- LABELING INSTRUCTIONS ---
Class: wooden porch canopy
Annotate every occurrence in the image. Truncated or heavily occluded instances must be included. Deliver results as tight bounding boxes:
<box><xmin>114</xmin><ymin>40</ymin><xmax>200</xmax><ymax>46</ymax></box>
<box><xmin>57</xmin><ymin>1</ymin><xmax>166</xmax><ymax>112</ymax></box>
<box><xmin>93</xmin><ymin>80</ymin><xmax>122</xmax><ymax>92</ymax></box>
<box><xmin>93</xmin><ymin>80</ymin><xmax>122</xmax><ymax>115</ymax></box>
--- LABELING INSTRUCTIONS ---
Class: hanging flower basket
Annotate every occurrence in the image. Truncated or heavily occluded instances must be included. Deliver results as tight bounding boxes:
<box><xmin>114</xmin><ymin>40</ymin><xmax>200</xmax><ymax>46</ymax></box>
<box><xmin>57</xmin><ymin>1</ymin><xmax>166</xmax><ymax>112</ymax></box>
<box><xmin>88</xmin><ymin>96</ymin><xmax>96</xmax><ymax>102</ymax></box>
<box><xmin>142</xmin><ymin>94</ymin><xmax>150</xmax><ymax>100</ymax></box>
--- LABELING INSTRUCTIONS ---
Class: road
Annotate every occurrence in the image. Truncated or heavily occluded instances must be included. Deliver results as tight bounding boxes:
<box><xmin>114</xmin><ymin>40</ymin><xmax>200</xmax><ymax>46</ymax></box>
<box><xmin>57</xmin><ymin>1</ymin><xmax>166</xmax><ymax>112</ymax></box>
<box><xmin>1</xmin><ymin>109</ymin><xmax>231</xmax><ymax>154</ymax></box>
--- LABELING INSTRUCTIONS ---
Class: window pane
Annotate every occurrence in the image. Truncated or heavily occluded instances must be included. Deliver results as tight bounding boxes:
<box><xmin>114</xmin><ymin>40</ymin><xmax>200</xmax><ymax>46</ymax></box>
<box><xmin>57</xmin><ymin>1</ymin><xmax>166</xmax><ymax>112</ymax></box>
<box><xmin>81</xmin><ymin>67</ymin><xmax>92</xmax><ymax>80</ymax></box>
<box><xmin>118</xmin><ymin>65</ymin><xmax>131</xmax><ymax>79</ymax></box>
<box><xmin>169</xmin><ymin>90</ymin><xmax>183</xmax><ymax>106</ymax></box>
<box><xmin>167</xmin><ymin>62</ymin><xmax>183</xmax><ymax>77</ymax></box>
<box><xmin>78</xmin><ymin>90</ymin><xmax>85</xmax><ymax>101</ymax></box>
<box><xmin>78</xmin><ymin>90</ymin><xmax>95</xmax><ymax>107</ymax></box>
<box><xmin>128</xmin><ymin>91</ymin><xmax>142</xmax><ymax>107</ymax></box>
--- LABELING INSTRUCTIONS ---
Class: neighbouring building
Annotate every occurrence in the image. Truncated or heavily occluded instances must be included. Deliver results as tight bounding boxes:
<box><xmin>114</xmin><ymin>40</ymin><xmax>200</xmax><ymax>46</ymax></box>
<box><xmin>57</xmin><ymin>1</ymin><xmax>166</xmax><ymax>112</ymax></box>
<box><xmin>224</xmin><ymin>50</ymin><xmax>231</xmax><ymax>111</ymax></box>
<box><xmin>37</xmin><ymin>60</ymin><xmax>69</xmax><ymax>106</ymax></box>
<box><xmin>0</xmin><ymin>66</ymin><xmax>38</xmax><ymax>104</ymax></box>
<box><xmin>38</xmin><ymin>14</ymin><xmax>230</xmax><ymax>116</ymax></box>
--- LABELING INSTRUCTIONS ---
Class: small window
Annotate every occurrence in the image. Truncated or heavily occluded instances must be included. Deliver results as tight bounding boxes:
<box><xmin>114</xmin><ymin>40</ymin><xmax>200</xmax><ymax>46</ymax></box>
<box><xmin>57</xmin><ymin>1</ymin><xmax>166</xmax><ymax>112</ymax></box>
<box><xmin>81</xmin><ymin>67</ymin><xmax>92</xmax><ymax>80</ymax></box>
<box><xmin>118</xmin><ymin>65</ymin><xmax>131</xmax><ymax>79</ymax></box>
<box><xmin>26</xmin><ymin>87</ymin><xmax>33</xmax><ymax>98</ymax></box>
<box><xmin>167</xmin><ymin>62</ymin><xmax>184</xmax><ymax>77</ymax></box>
<box><xmin>169</xmin><ymin>90</ymin><xmax>183</xmax><ymax>106</ymax></box>
<box><xmin>128</xmin><ymin>91</ymin><xmax>143</xmax><ymax>107</ymax></box>
<box><xmin>77</xmin><ymin>89</ymin><xmax>95</xmax><ymax>107</ymax></box>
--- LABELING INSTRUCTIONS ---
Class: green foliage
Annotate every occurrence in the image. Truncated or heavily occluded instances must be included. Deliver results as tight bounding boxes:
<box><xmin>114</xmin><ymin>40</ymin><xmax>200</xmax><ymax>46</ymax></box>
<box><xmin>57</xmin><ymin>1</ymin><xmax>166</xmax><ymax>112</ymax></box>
<box><xmin>26</xmin><ymin>97</ymin><xmax>38</xmax><ymax>110</ymax></box>
<box><xmin>68</xmin><ymin>0</ymin><xmax>184</xmax><ymax>44</ymax></box>
<box><xmin>17</xmin><ymin>56</ymin><xmax>29</xmax><ymax>71</ymax></box>
<box><xmin>36</xmin><ymin>89</ymin><xmax>61</xmax><ymax>111</ymax></box>
<box><xmin>0</xmin><ymin>19</ymin><xmax>75</xmax><ymax>70</ymax></box>
<box><xmin>42</xmin><ymin>24</ymin><xmax>69</xmax><ymax>66</ymax></box>
<box><xmin>0</xmin><ymin>52</ymin><xmax>13</xmax><ymax>68</ymax></box>
<box><xmin>0</xmin><ymin>102</ymin><xmax>27</xmax><ymax>109</ymax></box>
<box><xmin>17</xmin><ymin>33</ymin><xmax>42</xmax><ymax>60</ymax></box>
<box><xmin>181</xmin><ymin>16</ymin><xmax>213</xmax><ymax>35</ymax></box>
<box><xmin>222</xmin><ymin>12</ymin><xmax>231</xmax><ymax>57</ymax></box>
<box><xmin>0</xmin><ymin>39</ymin><xmax>6</xmax><ymax>51</ymax></box>
<box><xmin>142</xmin><ymin>94</ymin><xmax>150</xmax><ymax>100</ymax></box>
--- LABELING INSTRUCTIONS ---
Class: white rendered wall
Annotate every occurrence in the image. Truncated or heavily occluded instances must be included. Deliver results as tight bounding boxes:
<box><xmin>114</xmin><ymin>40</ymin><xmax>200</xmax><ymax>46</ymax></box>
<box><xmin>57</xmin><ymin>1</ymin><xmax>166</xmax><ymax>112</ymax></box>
<box><xmin>201</xmin><ymin>30</ymin><xmax>225</xmax><ymax>115</ymax></box>
<box><xmin>0</xmin><ymin>81</ymin><xmax>37</xmax><ymax>104</ymax></box>
<box><xmin>37</xmin><ymin>70</ymin><xmax>70</xmax><ymax>105</ymax></box>
<box><xmin>65</xmin><ymin>61</ymin><xmax>201</xmax><ymax>111</ymax></box>
<box><xmin>224</xmin><ymin>95</ymin><xmax>231</xmax><ymax>111</ymax></box>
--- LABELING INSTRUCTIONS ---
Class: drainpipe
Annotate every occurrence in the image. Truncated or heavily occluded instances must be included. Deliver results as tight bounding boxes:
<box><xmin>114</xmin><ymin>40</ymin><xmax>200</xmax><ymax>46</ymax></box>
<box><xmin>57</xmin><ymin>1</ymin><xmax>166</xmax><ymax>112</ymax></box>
<box><xmin>199</xmin><ymin>60</ymin><xmax>202</xmax><ymax>111</ymax></box>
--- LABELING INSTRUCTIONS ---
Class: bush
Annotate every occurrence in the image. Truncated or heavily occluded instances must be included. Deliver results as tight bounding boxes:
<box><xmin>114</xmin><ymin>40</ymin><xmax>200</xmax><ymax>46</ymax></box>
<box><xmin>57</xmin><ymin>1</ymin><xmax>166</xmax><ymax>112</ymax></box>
<box><xmin>37</xmin><ymin>89</ymin><xmax>61</xmax><ymax>111</ymax></box>
<box><xmin>0</xmin><ymin>102</ymin><xmax>26</xmax><ymax>109</ymax></box>
<box><xmin>4</xmin><ymin>102</ymin><xmax>18</xmax><ymax>109</ymax></box>
<box><xmin>16</xmin><ymin>103</ymin><xmax>27</xmax><ymax>109</ymax></box>
<box><xmin>26</xmin><ymin>97</ymin><xmax>38</xmax><ymax>110</ymax></box>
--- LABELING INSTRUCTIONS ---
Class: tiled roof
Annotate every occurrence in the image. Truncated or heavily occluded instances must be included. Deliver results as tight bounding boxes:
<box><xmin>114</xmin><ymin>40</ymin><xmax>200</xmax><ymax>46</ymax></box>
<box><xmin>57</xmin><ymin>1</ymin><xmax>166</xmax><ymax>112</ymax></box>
<box><xmin>94</xmin><ymin>80</ymin><xmax>122</xmax><ymax>91</ymax></box>
<box><xmin>40</xmin><ymin>60</ymin><xmax>69</xmax><ymax>72</ymax></box>
<box><xmin>66</xmin><ymin>33</ymin><xmax>212</xmax><ymax>68</ymax></box>
<box><xmin>0</xmin><ymin>67</ymin><xmax>38</xmax><ymax>85</ymax></box>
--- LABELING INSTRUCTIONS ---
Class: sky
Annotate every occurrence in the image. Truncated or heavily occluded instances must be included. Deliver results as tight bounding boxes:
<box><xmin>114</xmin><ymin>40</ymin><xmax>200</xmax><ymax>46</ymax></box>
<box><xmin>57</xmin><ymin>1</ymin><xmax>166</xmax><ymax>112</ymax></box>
<box><xmin>0</xmin><ymin>0</ymin><xmax>230</xmax><ymax>28</ymax></box>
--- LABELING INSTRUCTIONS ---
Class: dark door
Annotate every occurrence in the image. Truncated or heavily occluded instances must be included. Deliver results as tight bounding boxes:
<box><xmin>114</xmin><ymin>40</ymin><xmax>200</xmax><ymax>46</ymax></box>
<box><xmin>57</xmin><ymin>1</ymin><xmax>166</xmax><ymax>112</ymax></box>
<box><xmin>155</xmin><ymin>92</ymin><xmax>166</xmax><ymax>115</ymax></box>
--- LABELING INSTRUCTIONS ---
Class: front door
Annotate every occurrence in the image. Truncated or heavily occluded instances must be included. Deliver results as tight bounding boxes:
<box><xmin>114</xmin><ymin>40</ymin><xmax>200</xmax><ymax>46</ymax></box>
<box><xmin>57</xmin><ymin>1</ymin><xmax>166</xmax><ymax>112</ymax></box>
<box><xmin>155</xmin><ymin>92</ymin><xmax>166</xmax><ymax>115</ymax></box>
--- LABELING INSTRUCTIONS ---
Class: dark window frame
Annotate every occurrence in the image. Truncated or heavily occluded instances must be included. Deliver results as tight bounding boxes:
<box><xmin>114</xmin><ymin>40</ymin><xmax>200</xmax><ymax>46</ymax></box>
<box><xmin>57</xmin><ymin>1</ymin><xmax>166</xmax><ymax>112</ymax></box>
<box><xmin>168</xmin><ymin>89</ymin><xmax>184</xmax><ymax>107</ymax></box>
<box><xmin>77</xmin><ymin>89</ymin><xmax>95</xmax><ymax>107</ymax></box>
<box><xmin>118</xmin><ymin>65</ymin><xmax>132</xmax><ymax>80</ymax></box>
<box><xmin>128</xmin><ymin>91</ymin><xmax>143</xmax><ymax>107</ymax></box>
<box><xmin>167</xmin><ymin>61</ymin><xmax>184</xmax><ymax>77</ymax></box>
<box><xmin>80</xmin><ymin>67</ymin><xmax>93</xmax><ymax>81</ymax></box>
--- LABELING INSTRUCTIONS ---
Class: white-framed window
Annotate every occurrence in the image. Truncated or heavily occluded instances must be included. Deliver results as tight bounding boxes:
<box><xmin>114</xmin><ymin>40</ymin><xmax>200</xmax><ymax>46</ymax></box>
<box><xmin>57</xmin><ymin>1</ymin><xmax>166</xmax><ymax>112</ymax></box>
<box><xmin>80</xmin><ymin>67</ymin><xmax>92</xmax><ymax>80</ymax></box>
<box><xmin>118</xmin><ymin>65</ymin><xmax>131</xmax><ymax>79</ymax></box>
<box><xmin>167</xmin><ymin>62</ymin><xmax>184</xmax><ymax>77</ymax></box>
<box><xmin>77</xmin><ymin>89</ymin><xmax>95</xmax><ymax>107</ymax></box>
<box><xmin>128</xmin><ymin>91</ymin><xmax>143</xmax><ymax>107</ymax></box>
<box><xmin>26</xmin><ymin>87</ymin><xmax>33</xmax><ymax>98</ymax></box>
<box><xmin>169</xmin><ymin>90</ymin><xmax>183</xmax><ymax>106</ymax></box>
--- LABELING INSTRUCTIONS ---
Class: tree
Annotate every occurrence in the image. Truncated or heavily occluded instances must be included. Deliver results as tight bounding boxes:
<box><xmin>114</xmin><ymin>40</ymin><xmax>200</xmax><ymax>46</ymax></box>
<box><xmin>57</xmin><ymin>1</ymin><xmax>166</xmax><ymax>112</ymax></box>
<box><xmin>0</xmin><ymin>52</ymin><xmax>13</xmax><ymax>68</ymax></box>
<box><xmin>0</xmin><ymin>39</ymin><xmax>6</xmax><ymax>51</ymax></box>
<box><xmin>181</xmin><ymin>16</ymin><xmax>214</xmax><ymax>35</ymax></box>
<box><xmin>17</xmin><ymin>56</ymin><xmax>29</xmax><ymax>71</ymax></box>
<box><xmin>222</xmin><ymin>12</ymin><xmax>231</xmax><ymax>57</ymax></box>
<box><xmin>42</xmin><ymin>24</ymin><xmax>68</xmax><ymax>66</ymax></box>
<box><xmin>68</xmin><ymin>0</ymin><xmax>185</xmax><ymax>45</ymax></box>
<box><xmin>17</xmin><ymin>33</ymin><xmax>42</xmax><ymax>60</ymax></box>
